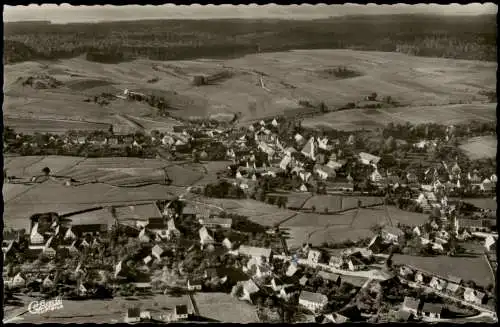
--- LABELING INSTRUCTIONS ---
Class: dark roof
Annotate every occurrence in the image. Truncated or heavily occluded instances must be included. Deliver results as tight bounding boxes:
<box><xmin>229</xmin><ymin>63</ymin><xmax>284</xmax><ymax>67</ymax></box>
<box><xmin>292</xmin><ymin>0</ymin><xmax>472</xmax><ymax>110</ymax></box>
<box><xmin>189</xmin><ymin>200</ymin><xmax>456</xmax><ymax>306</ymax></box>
<box><xmin>72</xmin><ymin>224</ymin><xmax>107</xmax><ymax>234</ymax></box>
<box><xmin>147</xmin><ymin>218</ymin><xmax>167</xmax><ymax>229</ymax></box>
<box><xmin>175</xmin><ymin>305</ymin><xmax>188</xmax><ymax>315</ymax></box>
<box><xmin>128</xmin><ymin>308</ymin><xmax>141</xmax><ymax>318</ymax></box>
<box><xmin>422</xmin><ymin>303</ymin><xmax>443</xmax><ymax>314</ymax></box>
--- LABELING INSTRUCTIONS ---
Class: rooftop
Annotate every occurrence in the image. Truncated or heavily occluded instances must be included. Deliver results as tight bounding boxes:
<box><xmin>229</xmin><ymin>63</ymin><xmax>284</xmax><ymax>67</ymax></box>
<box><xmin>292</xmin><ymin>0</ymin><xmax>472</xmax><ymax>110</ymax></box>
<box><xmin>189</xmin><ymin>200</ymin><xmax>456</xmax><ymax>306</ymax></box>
<box><xmin>422</xmin><ymin>303</ymin><xmax>443</xmax><ymax>314</ymax></box>
<box><xmin>299</xmin><ymin>291</ymin><xmax>328</xmax><ymax>304</ymax></box>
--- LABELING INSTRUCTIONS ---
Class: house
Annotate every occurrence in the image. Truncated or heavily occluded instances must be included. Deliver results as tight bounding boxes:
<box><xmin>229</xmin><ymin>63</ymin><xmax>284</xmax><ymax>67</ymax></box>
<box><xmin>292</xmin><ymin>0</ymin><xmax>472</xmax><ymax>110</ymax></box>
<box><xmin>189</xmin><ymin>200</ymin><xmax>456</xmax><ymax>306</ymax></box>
<box><xmin>329</xmin><ymin>256</ymin><xmax>343</xmax><ymax>269</ymax></box>
<box><xmin>421</xmin><ymin>303</ymin><xmax>443</xmax><ymax>319</ymax></box>
<box><xmin>414</xmin><ymin>272</ymin><xmax>424</xmax><ymax>284</ymax></box>
<box><xmin>318</xmin><ymin>271</ymin><xmax>341</xmax><ymax>286</ymax></box>
<box><xmin>464</xmin><ymin>288</ymin><xmax>485</xmax><ymax>305</ymax></box>
<box><xmin>359</xmin><ymin>152</ymin><xmax>381</xmax><ymax>166</ymax></box>
<box><xmin>30</xmin><ymin>222</ymin><xmax>45</xmax><ymax>245</ymax></box>
<box><xmin>199</xmin><ymin>226</ymin><xmax>214</xmax><ymax>246</ymax></box>
<box><xmin>240</xmin><ymin>279</ymin><xmax>260</xmax><ymax>303</ymax></box>
<box><xmin>445</xmin><ymin>275</ymin><xmax>462</xmax><ymax>294</ymax></box>
<box><xmin>298</xmin><ymin>291</ymin><xmax>328</xmax><ymax>313</ymax></box>
<box><xmin>381</xmin><ymin>226</ymin><xmax>404</xmax><ymax>244</ymax></box>
<box><xmin>484</xmin><ymin>235</ymin><xmax>498</xmax><ymax>251</ymax></box>
<box><xmin>222</xmin><ymin>237</ymin><xmax>233</xmax><ymax>250</ymax></box>
<box><xmin>429</xmin><ymin>276</ymin><xmax>447</xmax><ymax>291</ymax></box>
<box><xmin>200</xmin><ymin>217</ymin><xmax>232</xmax><ymax>229</ymax></box>
<box><xmin>151</xmin><ymin>244</ymin><xmax>164</xmax><ymax>260</ymax></box>
<box><xmin>307</xmin><ymin>249</ymin><xmax>322</xmax><ymax>264</ymax></box>
<box><xmin>12</xmin><ymin>272</ymin><xmax>26</xmax><ymax>287</ymax></box>
<box><xmin>314</xmin><ymin>164</ymin><xmax>336</xmax><ymax>180</ymax></box>
<box><xmin>399</xmin><ymin>266</ymin><xmax>414</xmax><ymax>278</ymax></box>
<box><xmin>174</xmin><ymin>305</ymin><xmax>189</xmax><ymax>320</ymax></box>
<box><xmin>187</xmin><ymin>279</ymin><xmax>203</xmax><ymax>291</ymax></box>
<box><xmin>279</xmin><ymin>156</ymin><xmax>292</xmax><ymax>170</ymax></box>
<box><xmin>299</xmin><ymin>276</ymin><xmax>308</xmax><ymax>286</ymax></box>
<box><xmin>286</xmin><ymin>263</ymin><xmax>299</xmax><ymax>277</ymax></box>
<box><xmin>279</xmin><ymin>284</ymin><xmax>301</xmax><ymax>301</ymax></box>
<box><xmin>401</xmin><ymin>297</ymin><xmax>420</xmax><ymax>316</ymax></box>
<box><xmin>323</xmin><ymin>313</ymin><xmax>349</xmax><ymax>324</ymax></box>
<box><xmin>238</xmin><ymin>245</ymin><xmax>272</xmax><ymax>263</ymax></box>
<box><xmin>370</xmin><ymin>168</ymin><xmax>384</xmax><ymax>184</ymax></box>
<box><xmin>301</xmin><ymin>137</ymin><xmax>316</xmax><ymax>160</ymax></box>
<box><xmin>125</xmin><ymin>308</ymin><xmax>141</xmax><ymax>323</ymax></box>
<box><xmin>299</xmin><ymin>184</ymin><xmax>308</xmax><ymax>192</ymax></box>
<box><xmin>138</xmin><ymin>228</ymin><xmax>151</xmax><ymax>243</ymax></box>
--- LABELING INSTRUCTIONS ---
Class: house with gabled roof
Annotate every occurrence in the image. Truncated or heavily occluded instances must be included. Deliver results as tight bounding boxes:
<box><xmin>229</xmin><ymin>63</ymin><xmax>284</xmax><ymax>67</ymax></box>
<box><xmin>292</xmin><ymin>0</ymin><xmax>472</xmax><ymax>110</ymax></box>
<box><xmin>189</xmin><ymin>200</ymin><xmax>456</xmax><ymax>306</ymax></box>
<box><xmin>401</xmin><ymin>297</ymin><xmax>420</xmax><ymax>316</ymax></box>
<box><xmin>421</xmin><ymin>303</ymin><xmax>443</xmax><ymax>319</ymax></box>
<box><xmin>299</xmin><ymin>291</ymin><xmax>328</xmax><ymax>313</ymax></box>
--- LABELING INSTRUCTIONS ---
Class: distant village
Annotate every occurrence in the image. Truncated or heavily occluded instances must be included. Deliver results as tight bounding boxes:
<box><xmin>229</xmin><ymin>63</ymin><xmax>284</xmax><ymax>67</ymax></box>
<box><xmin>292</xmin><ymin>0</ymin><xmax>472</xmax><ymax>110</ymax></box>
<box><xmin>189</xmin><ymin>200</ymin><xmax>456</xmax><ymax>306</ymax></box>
<box><xmin>3</xmin><ymin>105</ymin><xmax>498</xmax><ymax>323</ymax></box>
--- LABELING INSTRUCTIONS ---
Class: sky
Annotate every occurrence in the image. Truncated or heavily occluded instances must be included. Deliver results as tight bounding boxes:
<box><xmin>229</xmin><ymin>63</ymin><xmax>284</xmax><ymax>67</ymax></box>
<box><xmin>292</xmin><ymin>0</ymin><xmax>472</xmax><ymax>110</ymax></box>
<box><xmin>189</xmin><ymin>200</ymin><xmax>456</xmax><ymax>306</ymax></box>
<box><xmin>3</xmin><ymin>4</ymin><xmax>498</xmax><ymax>24</ymax></box>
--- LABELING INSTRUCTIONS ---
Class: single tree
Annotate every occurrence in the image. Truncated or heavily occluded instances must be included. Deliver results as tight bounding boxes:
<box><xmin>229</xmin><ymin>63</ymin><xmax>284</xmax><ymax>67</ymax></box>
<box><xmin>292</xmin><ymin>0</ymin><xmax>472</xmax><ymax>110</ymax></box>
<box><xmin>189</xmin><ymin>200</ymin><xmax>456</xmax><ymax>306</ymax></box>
<box><xmin>42</xmin><ymin>167</ymin><xmax>51</xmax><ymax>176</ymax></box>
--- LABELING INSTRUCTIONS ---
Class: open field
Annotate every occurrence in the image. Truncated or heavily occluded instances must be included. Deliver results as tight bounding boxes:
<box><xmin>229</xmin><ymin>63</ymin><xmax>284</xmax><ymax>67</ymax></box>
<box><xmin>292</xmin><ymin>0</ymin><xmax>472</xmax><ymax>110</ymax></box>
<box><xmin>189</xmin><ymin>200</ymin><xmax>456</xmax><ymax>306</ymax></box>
<box><xmin>4</xmin><ymin>182</ymin><xmax>183</xmax><ymax>231</ymax></box>
<box><xmin>451</xmin><ymin>197</ymin><xmax>497</xmax><ymax>211</ymax></box>
<box><xmin>4</xmin><ymin>49</ymin><xmax>496</xmax><ymax>132</ymax></box>
<box><xmin>190</xmin><ymin>196</ymin><xmax>295</xmax><ymax>226</ymax></box>
<box><xmin>281</xmin><ymin>205</ymin><xmax>429</xmax><ymax>249</ymax></box>
<box><xmin>3</xmin><ymin>117</ymin><xmax>111</xmax><ymax>135</ymax></box>
<box><xmin>302</xmin><ymin>103</ymin><xmax>497</xmax><ymax>131</ymax></box>
<box><xmin>392</xmin><ymin>254</ymin><xmax>495</xmax><ymax>288</ymax></box>
<box><xmin>459</xmin><ymin>135</ymin><xmax>497</xmax><ymax>160</ymax></box>
<box><xmin>8</xmin><ymin>294</ymin><xmax>193</xmax><ymax>324</ymax></box>
<box><xmin>194</xmin><ymin>292</ymin><xmax>259</xmax><ymax>323</ymax></box>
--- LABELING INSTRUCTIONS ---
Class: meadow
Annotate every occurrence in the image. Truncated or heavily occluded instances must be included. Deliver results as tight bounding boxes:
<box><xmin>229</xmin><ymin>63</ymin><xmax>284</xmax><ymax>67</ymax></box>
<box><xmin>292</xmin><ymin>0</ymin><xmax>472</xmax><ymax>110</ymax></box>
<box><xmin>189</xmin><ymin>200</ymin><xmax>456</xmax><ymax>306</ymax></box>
<box><xmin>4</xmin><ymin>49</ymin><xmax>496</xmax><ymax>133</ymax></box>
<box><xmin>392</xmin><ymin>254</ymin><xmax>494</xmax><ymax>288</ymax></box>
<box><xmin>459</xmin><ymin>135</ymin><xmax>497</xmax><ymax>160</ymax></box>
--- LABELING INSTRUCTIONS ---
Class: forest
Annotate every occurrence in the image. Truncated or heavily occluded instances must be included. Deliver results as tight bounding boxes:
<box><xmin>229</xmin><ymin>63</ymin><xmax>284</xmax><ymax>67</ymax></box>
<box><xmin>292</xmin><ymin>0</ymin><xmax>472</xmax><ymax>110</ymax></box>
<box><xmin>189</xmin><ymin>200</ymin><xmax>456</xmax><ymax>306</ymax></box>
<box><xmin>4</xmin><ymin>14</ymin><xmax>496</xmax><ymax>64</ymax></box>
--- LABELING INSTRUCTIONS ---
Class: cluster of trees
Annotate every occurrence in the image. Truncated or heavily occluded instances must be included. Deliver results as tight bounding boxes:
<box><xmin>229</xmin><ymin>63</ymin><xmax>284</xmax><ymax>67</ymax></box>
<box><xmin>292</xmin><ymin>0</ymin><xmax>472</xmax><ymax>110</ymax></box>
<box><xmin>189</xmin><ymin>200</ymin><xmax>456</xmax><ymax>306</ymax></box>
<box><xmin>203</xmin><ymin>180</ymin><xmax>246</xmax><ymax>199</ymax></box>
<box><xmin>5</xmin><ymin>15</ymin><xmax>495</xmax><ymax>65</ymax></box>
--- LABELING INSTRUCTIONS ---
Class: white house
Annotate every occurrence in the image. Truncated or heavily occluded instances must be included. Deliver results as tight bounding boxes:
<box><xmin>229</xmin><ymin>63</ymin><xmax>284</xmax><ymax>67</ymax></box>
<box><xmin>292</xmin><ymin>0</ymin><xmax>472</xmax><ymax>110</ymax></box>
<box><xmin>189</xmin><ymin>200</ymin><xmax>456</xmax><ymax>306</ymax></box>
<box><xmin>301</xmin><ymin>137</ymin><xmax>316</xmax><ymax>160</ymax></box>
<box><xmin>307</xmin><ymin>249</ymin><xmax>322</xmax><ymax>264</ymax></box>
<box><xmin>401</xmin><ymin>297</ymin><xmax>420</xmax><ymax>316</ymax></box>
<box><xmin>30</xmin><ymin>223</ymin><xmax>44</xmax><ymax>245</ymax></box>
<box><xmin>187</xmin><ymin>279</ymin><xmax>202</xmax><ymax>291</ymax></box>
<box><xmin>12</xmin><ymin>272</ymin><xmax>26</xmax><ymax>287</ymax></box>
<box><xmin>359</xmin><ymin>152</ymin><xmax>381</xmax><ymax>166</ymax></box>
<box><xmin>298</xmin><ymin>291</ymin><xmax>328</xmax><ymax>313</ymax></box>
<box><xmin>222</xmin><ymin>237</ymin><xmax>233</xmax><ymax>250</ymax></box>
<box><xmin>381</xmin><ymin>226</ymin><xmax>404</xmax><ymax>244</ymax></box>
<box><xmin>429</xmin><ymin>276</ymin><xmax>447</xmax><ymax>291</ymax></box>
<box><xmin>240</xmin><ymin>279</ymin><xmax>260</xmax><ymax>303</ymax></box>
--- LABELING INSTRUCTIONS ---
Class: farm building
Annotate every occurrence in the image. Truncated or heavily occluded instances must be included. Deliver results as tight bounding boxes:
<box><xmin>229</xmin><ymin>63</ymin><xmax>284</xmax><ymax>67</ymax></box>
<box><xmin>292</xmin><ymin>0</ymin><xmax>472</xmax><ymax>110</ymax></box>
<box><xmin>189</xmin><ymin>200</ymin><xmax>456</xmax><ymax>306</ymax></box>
<box><xmin>299</xmin><ymin>291</ymin><xmax>328</xmax><ymax>313</ymax></box>
<box><xmin>358</xmin><ymin>152</ymin><xmax>381</xmax><ymax>166</ymax></box>
<box><xmin>421</xmin><ymin>303</ymin><xmax>443</xmax><ymax>319</ymax></box>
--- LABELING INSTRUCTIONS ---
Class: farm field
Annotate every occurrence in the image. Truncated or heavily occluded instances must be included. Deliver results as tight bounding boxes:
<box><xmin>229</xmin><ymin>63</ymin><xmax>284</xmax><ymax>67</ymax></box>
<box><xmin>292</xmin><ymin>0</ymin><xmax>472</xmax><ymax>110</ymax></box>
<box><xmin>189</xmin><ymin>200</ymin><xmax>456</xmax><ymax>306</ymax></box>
<box><xmin>4</xmin><ymin>49</ymin><xmax>496</xmax><ymax>132</ymax></box>
<box><xmin>452</xmin><ymin>197</ymin><xmax>497</xmax><ymax>211</ymax></box>
<box><xmin>3</xmin><ymin>117</ymin><xmax>111</xmax><ymax>135</ymax></box>
<box><xmin>392</xmin><ymin>254</ymin><xmax>495</xmax><ymax>288</ymax></box>
<box><xmin>190</xmin><ymin>196</ymin><xmax>295</xmax><ymax>226</ymax></box>
<box><xmin>302</xmin><ymin>103</ymin><xmax>497</xmax><ymax>131</ymax></box>
<box><xmin>4</xmin><ymin>182</ymin><xmax>183</xmax><ymax>231</ymax></box>
<box><xmin>194</xmin><ymin>292</ymin><xmax>259</xmax><ymax>323</ymax></box>
<box><xmin>281</xmin><ymin>205</ymin><xmax>429</xmax><ymax>249</ymax></box>
<box><xmin>10</xmin><ymin>294</ymin><xmax>193</xmax><ymax>324</ymax></box>
<box><xmin>459</xmin><ymin>135</ymin><xmax>497</xmax><ymax>160</ymax></box>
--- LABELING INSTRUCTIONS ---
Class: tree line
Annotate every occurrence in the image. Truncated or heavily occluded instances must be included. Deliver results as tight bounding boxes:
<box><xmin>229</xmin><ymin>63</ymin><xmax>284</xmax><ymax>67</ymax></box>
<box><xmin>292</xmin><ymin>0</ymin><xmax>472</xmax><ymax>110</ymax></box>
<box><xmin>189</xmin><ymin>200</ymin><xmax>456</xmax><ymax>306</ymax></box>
<box><xmin>4</xmin><ymin>15</ymin><xmax>496</xmax><ymax>64</ymax></box>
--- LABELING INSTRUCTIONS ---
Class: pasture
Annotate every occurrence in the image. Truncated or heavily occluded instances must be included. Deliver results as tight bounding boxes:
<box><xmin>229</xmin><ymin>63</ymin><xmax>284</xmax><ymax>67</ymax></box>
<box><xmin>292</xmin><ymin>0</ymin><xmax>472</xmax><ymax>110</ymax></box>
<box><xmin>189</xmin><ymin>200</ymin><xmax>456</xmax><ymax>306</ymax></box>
<box><xmin>302</xmin><ymin>103</ymin><xmax>497</xmax><ymax>131</ymax></box>
<box><xmin>4</xmin><ymin>49</ymin><xmax>496</xmax><ymax>133</ymax></box>
<box><xmin>392</xmin><ymin>254</ymin><xmax>495</xmax><ymax>288</ymax></box>
<box><xmin>194</xmin><ymin>292</ymin><xmax>259</xmax><ymax>323</ymax></box>
<box><xmin>16</xmin><ymin>294</ymin><xmax>193</xmax><ymax>324</ymax></box>
<box><xmin>459</xmin><ymin>135</ymin><xmax>497</xmax><ymax>160</ymax></box>
<box><xmin>281</xmin><ymin>205</ymin><xmax>429</xmax><ymax>249</ymax></box>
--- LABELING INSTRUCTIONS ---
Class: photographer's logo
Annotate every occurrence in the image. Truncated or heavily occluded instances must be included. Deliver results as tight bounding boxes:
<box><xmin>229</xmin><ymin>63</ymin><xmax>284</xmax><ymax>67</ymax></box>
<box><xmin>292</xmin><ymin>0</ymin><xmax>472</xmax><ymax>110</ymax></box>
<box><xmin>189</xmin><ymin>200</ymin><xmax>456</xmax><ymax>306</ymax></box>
<box><xmin>28</xmin><ymin>296</ymin><xmax>63</xmax><ymax>315</ymax></box>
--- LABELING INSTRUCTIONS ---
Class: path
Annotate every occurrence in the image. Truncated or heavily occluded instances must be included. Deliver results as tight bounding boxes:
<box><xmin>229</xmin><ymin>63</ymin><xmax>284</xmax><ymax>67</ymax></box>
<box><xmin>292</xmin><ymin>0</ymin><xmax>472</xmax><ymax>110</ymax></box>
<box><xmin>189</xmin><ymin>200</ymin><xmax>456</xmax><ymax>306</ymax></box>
<box><xmin>188</xmin><ymin>292</ymin><xmax>200</xmax><ymax>316</ymax></box>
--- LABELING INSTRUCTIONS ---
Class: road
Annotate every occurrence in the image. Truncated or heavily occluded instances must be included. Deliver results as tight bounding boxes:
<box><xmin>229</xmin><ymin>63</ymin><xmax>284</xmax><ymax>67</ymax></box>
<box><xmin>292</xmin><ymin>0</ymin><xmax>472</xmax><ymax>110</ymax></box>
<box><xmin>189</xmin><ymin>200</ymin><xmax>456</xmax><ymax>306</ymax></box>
<box><xmin>188</xmin><ymin>292</ymin><xmax>200</xmax><ymax>316</ymax></box>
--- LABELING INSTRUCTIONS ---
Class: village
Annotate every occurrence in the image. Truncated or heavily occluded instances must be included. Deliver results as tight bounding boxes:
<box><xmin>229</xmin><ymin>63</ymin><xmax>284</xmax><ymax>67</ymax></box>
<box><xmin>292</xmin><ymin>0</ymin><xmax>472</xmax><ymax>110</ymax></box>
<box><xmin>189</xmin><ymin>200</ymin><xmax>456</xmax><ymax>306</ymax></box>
<box><xmin>2</xmin><ymin>107</ymin><xmax>498</xmax><ymax>323</ymax></box>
